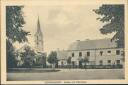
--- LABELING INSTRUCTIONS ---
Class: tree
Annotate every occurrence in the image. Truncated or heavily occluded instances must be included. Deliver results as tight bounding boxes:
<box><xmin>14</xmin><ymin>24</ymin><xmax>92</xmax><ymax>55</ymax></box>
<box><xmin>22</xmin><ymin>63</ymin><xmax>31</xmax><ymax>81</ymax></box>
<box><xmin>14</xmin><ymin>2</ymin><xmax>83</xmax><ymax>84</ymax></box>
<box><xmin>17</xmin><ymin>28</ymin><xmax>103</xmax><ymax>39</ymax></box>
<box><xmin>93</xmin><ymin>5</ymin><xmax>124</xmax><ymax>48</ymax></box>
<box><xmin>83</xmin><ymin>57</ymin><xmax>89</xmax><ymax>69</ymax></box>
<box><xmin>20</xmin><ymin>46</ymin><xmax>36</xmax><ymax>68</ymax></box>
<box><xmin>6</xmin><ymin>6</ymin><xmax>30</xmax><ymax>43</ymax></box>
<box><xmin>67</xmin><ymin>56</ymin><xmax>71</xmax><ymax>65</ymax></box>
<box><xmin>47</xmin><ymin>51</ymin><xmax>58</xmax><ymax>69</ymax></box>
<box><xmin>6</xmin><ymin>40</ymin><xmax>17</xmax><ymax>68</ymax></box>
<box><xmin>41</xmin><ymin>55</ymin><xmax>47</xmax><ymax>68</ymax></box>
<box><xmin>78</xmin><ymin>58</ymin><xmax>83</xmax><ymax>68</ymax></box>
<box><xmin>6</xmin><ymin>6</ymin><xmax>30</xmax><ymax>68</ymax></box>
<box><xmin>67</xmin><ymin>56</ymin><xmax>72</xmax><ymax>68</ymax></box>
<box><xmin>35</xmin><ymin>53</ymin><xmax>47</xmax><ymax>68</ymax></box>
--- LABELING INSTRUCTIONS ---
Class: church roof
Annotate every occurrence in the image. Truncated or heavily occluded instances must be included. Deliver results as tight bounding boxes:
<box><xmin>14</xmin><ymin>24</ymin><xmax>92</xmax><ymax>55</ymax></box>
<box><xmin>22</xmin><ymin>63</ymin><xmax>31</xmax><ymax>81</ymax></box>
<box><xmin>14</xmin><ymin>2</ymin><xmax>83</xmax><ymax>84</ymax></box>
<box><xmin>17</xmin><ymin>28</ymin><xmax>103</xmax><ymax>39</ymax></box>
<box><xmin>68</xmin><ymin>38</ymin><xmax>117</xmax><ymax>50</ymax></box>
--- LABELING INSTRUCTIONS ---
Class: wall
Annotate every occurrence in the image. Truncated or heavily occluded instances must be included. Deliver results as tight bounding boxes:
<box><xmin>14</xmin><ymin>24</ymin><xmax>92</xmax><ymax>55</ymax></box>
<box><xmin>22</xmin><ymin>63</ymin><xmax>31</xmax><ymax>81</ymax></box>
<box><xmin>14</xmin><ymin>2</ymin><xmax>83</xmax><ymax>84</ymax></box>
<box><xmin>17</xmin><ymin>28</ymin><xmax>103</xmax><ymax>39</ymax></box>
<box><xmin>95</xmin><ymin>48</ymin><xmax>124</xmax><ymax>65</ymax></box>
<box><xmin>57</xmin><ymin>48</ymin><xmax>124</xmax><ymax>66</ymax></box>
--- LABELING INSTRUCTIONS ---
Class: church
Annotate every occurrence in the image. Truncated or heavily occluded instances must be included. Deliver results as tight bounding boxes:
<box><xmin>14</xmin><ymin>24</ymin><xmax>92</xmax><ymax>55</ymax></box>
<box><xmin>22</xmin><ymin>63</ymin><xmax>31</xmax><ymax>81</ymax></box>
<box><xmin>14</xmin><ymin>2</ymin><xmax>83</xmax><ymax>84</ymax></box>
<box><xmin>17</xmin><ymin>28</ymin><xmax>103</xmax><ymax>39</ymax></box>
<box><xmin>35</xmin><ymin>17</ymin><xmax>44</xmax><ymax>53</ymax></box>
<box><xmin>15</xmin><ymin>17</ymin><xmax>46</xmax><ymax>67</ymax></box>
<box><xmin>34</xmin><ymin>16</ymin><xmax>47</xmax><ymax>66</ymax></box>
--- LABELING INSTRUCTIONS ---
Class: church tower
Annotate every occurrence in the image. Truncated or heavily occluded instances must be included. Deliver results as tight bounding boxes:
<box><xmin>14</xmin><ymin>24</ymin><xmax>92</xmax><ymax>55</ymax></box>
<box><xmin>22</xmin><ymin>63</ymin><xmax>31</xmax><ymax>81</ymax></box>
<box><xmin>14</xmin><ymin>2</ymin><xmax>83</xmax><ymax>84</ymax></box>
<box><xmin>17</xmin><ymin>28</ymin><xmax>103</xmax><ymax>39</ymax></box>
<box><xmin>35</xmin><ymin>17</ymin><xmax>44</xmax><ymax>53</ymax></box>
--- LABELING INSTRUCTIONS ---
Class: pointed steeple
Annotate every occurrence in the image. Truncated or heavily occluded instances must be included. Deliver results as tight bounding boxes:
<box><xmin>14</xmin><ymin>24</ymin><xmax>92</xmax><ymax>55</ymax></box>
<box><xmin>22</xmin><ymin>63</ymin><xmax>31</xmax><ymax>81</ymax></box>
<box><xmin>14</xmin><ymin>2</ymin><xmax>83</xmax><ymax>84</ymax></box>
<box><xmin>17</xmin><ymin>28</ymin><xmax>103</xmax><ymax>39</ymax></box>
<box><xmin>35</xmin><ymin>16</ymin><xmax>44</xmax><ymax>52</ymax></box>
<box><xmin>36</xmin><ymin>16</ymin><xmax>43</xmax><ymax>36</ymax></box>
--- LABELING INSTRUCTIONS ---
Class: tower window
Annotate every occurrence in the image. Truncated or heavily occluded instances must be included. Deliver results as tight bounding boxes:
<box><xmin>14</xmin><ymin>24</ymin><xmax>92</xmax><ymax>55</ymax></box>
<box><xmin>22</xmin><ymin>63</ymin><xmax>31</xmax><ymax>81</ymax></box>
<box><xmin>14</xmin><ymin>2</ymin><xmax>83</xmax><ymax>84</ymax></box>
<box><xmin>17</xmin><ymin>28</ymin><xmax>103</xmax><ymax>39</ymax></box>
<box><xmin>116</xmin><ymin>50</ymin><xmax>120</xmax><ymax>55</ymax></box>
<box><xmin>79</xmin><ymin>52</ymin><xmax>82</xmax><ymax>57</ymax></box>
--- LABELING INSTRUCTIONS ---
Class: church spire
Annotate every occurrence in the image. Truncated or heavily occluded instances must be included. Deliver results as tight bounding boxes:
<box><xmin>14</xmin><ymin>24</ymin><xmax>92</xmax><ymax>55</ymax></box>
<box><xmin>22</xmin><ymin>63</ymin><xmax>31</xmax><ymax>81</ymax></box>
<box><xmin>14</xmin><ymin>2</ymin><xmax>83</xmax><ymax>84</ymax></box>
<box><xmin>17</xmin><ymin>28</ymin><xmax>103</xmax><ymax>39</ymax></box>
<box><xmin>37</xmin><ymin>16</ymin><xmax>40</xmax><ymax>31</ymax></box>
<box><xmin>36</xmin><ymin>16</ymin><xmax>43</xmax><ymax>36</ymax></box>
<box><xmin>35</xmin><ymin>16</ymin><xmax>44</xmax><ymax>52</ymax></box>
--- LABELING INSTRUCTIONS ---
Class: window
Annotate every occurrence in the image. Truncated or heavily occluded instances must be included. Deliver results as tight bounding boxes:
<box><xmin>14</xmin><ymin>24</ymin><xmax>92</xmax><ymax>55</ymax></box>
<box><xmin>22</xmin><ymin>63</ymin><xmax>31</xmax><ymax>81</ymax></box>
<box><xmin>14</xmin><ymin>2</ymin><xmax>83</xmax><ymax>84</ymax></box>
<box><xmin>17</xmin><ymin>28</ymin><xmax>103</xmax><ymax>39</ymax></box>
<box><xmin>107</xmin><ymin>50</ymin><xmax>111</xmax><ymax>53</ymax></box>
<box><xmin>87</xmin><ymin>52</ymin><xmax>90</xmax><ymax>56</ymax></box>
<box><xmin>116</xmin><ymin>60</ymin><xmax>120</xmax><ymax>65</ymax></box>
<box><xmin>99</xmin><ymin>60</ymin><xmax>103</xmax><ymax>65</ymax></box>
<box><xmin>116</xmin><ymin>50</ymin><xmax>120</xmax><ymax>55</ymax></box>
<box><xmin>72</xmin><ymin>53</ymin><xmax>74</xmax><ymax>57</ymax></box>
<box><xmin>121</xmin><ymin>51</ymin><xmax>124</xmax><ymax>56</ymax></box>
<box><xmin>100</xmin><ymin>51</ymin><xmax>103</xmax><ymax>56</ymax></box>
<box><xmin>107</xmin><ymin>60</ymin><xmax>111</xmax><ymax>65</ymax></box>
<box><xmin>79</xmin><ymin>52</ymin><xmax>82</xmax><ymax>57</ymax></box>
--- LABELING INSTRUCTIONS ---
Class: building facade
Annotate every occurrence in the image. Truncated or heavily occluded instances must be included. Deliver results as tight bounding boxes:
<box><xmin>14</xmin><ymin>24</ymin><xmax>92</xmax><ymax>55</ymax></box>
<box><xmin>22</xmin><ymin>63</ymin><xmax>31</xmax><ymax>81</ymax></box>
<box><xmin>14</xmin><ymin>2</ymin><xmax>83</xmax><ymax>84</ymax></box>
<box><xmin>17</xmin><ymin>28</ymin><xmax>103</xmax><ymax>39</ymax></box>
<box><xmin>57</xmin><ymin>39</ymin><xmax>124</xmax><ymax>68</ymax></box>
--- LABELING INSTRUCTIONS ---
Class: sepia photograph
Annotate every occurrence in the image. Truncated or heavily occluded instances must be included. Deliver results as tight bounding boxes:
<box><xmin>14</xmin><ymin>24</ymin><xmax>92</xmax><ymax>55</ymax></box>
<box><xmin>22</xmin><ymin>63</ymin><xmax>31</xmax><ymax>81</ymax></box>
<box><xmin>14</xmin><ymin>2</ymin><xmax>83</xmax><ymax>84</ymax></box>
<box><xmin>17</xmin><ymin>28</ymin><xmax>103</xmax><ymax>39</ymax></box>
<box><xmin>1</xmin><ymin>0</ymin><xmax>128</xmax><ymax>84</ymax></box>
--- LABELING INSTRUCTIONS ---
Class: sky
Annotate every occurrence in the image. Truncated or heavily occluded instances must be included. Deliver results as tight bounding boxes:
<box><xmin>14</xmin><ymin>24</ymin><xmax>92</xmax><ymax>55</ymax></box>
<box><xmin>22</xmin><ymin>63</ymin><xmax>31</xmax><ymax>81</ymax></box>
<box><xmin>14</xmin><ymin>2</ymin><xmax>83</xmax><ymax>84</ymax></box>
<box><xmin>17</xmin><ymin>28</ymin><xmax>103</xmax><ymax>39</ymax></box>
<box><xmin>14</xmin><ymin>4</ymin><xmax>114</xmax><ymax>53</ymax></box>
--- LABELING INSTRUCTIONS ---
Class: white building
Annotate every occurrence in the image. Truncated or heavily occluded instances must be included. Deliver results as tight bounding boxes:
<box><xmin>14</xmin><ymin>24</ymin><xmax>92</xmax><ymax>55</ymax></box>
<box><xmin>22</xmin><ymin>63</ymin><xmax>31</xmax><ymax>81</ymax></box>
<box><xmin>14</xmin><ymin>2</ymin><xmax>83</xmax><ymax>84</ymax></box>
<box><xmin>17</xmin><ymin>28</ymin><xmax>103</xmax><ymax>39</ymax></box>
<box><xmin>57</xmin><ymin>38</ymin><xmax>124</xmax><ymax>68</ymax></box>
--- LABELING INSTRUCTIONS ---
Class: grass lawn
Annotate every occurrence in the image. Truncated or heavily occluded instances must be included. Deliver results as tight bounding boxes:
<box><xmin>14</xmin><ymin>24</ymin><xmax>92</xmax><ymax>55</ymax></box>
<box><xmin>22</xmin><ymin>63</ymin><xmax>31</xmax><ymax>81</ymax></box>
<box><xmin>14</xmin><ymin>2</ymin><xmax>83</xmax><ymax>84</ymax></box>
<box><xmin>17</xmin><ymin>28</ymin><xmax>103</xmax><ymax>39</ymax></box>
<box><xmin>7</xmin><ymin>69</ymin><xmax>124</xmax><ymax>81</ymax></box>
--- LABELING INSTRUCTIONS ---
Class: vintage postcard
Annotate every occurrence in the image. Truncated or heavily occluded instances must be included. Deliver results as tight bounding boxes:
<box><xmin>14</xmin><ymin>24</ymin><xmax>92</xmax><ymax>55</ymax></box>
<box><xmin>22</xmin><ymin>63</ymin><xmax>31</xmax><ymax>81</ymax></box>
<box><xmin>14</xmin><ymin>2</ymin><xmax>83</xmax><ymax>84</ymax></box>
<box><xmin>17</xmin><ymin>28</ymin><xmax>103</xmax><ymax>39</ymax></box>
<box><xmin>1</xmin><ymin>0</ymin><xmax>128</xmax><ymax>84</ymax></box>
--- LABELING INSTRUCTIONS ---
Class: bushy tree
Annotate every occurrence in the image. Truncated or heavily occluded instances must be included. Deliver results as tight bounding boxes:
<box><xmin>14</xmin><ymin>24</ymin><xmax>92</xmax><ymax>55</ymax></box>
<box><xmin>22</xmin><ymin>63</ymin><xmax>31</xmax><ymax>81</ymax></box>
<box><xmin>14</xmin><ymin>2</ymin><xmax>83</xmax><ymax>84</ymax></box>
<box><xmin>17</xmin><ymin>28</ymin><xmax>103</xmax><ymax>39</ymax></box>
<box><xmin>6</xmin><ymin>40</ymin><xmax>17</xmax><ymax>68</ymax></box>
<box><xmin>67</xmin><ymin>56</ymin><xmax>72</xmax><ymax>68</ymax></box>
<box><xmin>93</xmin><ymin>5</ymin><xmax>124</xmax><ymax>47</ymax></box>
<box><xmin>67</xmin><ymin>57</ymin><xmax>72</xmax><ymax>65</ymax></box>
<box><xmin>81</xmin><ymin>57</ymin><xmax>89</xmax><ymax>69</ymax></box>
<box><xmin>47</xmin><ymin>51</ymin><xmax>58</xmax><ymax>69</ymax></box>
<box><xmin>6</xmin><ymin>6</ymin><xmax>30</xmax><ymax>43</ymax></box>
<box><xmin>6</xmin><ymin>6</ymin><xmax>30</xmax><ymax>68</ymax></box>
<box><xmin>35</xmin><ymin>53</ymin><xmax>47</xmax><ymax>68</ymax></box>
<box><xmin>20</xmin><ymin>46</ymin><xmax>36</xmax><ymax>68</ymax></box>
<box><xmin>78</xmin><ymin>57</ymin><xmax>83</xmax><ymax>68</ymax></box>
<box><xmin>41</xmin><ymin>55</ymin><xmax>47</xmax><ymax>68</ymax></box>
<box><xmin>83</xmin><ymin>57</ymin><xmax>89</xmax><ymax>64</ymax></box>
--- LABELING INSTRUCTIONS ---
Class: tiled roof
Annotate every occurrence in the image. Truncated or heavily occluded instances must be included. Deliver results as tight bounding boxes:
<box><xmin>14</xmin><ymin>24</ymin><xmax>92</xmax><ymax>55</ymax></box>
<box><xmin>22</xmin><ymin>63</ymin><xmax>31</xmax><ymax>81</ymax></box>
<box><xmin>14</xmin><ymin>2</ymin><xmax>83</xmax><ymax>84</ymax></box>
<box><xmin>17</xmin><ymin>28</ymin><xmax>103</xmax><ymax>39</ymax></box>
<box><xmin>68</xmin><ymin>38</ymin><xmax>117</xmax><ymax>50</ymax></box>
<box><xmin>57</xmin><ymin>38</ymin><xmax>117</xmax><ymax>60</ymax></box>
